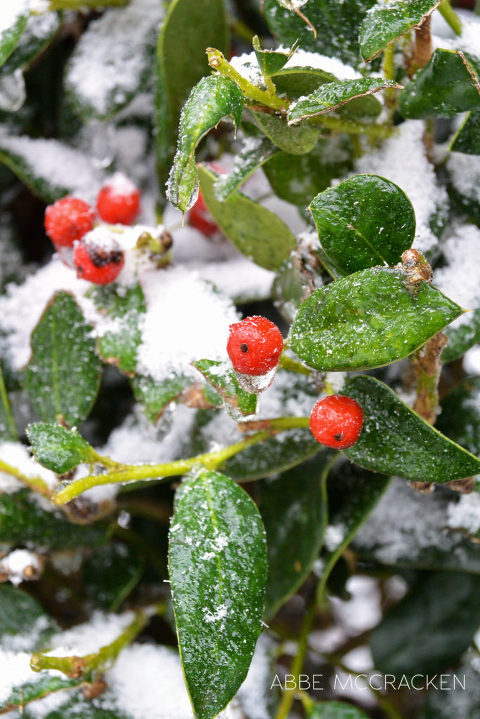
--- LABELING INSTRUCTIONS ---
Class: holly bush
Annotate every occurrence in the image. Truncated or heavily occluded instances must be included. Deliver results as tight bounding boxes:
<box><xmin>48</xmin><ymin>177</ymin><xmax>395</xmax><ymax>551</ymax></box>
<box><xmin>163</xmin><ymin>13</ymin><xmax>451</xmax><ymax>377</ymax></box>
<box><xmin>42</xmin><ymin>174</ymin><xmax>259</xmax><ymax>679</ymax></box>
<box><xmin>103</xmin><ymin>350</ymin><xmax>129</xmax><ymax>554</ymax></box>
<box><xmin>1</xmin><ymin>0</ymin><xmax>480</xmax><ymax>718</ymax></box>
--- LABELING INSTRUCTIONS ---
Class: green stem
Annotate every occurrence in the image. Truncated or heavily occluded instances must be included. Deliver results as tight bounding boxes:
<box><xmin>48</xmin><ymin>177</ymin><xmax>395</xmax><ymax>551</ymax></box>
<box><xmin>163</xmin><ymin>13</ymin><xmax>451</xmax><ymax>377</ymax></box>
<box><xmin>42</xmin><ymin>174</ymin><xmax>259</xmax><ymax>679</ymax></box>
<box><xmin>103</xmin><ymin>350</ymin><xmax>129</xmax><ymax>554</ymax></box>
<box><xmin>206</xmin><ymin>48</ymin><xmax>289</xmax><ymax>113</ymax></box>
<box><xmin>438</xmin><ymin>0</ymin><xmax>463</xmax><ymax>35</ymax></box>
<box><xmin>279</xmin><ymin>353</ymin><xmax>312</xmax><ymax>376</ymax></box>
<box><xmin>382</xmin><ymin>43</ymin><xmax>397</xmax><ymax>111</ymax></box>
<box><xmin>46</xmin><ymin>0</ymin><xmax>128</xmax><ymax>8</ymax></box>
<box><xmin>0</xmin><ymin>459</ymin><xmax>52</xmax><ymax>498</ymax></box>
<box><xmin>31</xmin><ymin>605</ymin><xmax>161</xmax><ymax>678</ymax></box>
<box><xmin>311</xmin><ymin>114</ymin><xmax>394</xmax><ymax>138</ymax></box>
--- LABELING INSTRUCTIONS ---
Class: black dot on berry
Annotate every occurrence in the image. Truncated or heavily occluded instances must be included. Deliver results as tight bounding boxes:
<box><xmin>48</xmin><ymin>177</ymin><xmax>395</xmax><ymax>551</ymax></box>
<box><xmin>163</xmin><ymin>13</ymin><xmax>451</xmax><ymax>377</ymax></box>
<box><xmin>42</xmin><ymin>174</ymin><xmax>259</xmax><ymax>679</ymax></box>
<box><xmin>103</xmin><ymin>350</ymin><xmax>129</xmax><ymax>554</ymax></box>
<box><xmin>240</xmin><ymin>343</ymin><xmax>249</xmax><ymax>353</ymax></box>
<box><xmin>334</xmin><ymin>432</ymin><xmax>344</xmax><ymax>442</ymax></box>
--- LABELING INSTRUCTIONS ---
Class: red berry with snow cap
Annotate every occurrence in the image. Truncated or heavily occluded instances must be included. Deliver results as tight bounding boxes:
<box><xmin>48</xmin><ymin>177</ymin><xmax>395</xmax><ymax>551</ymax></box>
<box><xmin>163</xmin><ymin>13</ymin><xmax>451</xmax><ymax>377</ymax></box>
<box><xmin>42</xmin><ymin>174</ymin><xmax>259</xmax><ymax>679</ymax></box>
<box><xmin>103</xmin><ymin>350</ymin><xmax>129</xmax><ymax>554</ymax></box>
<box><xmin>44</xmin><ymin>196</ymin><xmax>94</xmax><ymax>247</ymax></box>
<box><xmin>96</xmin><ymin>173</ymin><xmax>140</xmax><ymax>225</ymax></box>
<box><xmin>74</xmin><ymin>230</ymin><xmax>125</xmax><ymax>285</ymax></box>
<box><xmin>309</xmin><ymin>395</ymin><xmax>363</xmax><ymax>450</ymax></box>
<box><xmin>227</xmin><ymin>316</ymin><xmax>283</xmax><ymax>376</ymax></box>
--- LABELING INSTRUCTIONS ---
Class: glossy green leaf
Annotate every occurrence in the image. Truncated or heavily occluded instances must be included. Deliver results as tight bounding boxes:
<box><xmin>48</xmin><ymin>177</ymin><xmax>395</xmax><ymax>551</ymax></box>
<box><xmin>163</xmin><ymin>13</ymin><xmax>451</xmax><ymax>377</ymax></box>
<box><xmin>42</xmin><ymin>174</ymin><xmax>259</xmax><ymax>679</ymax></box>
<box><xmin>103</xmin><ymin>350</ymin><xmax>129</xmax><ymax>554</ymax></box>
<box><xmin>291</xmin><ymin>267</ymin><xmax>462</xmax><ymax>371</ymax></box>
<box><xmin>25</xmin><ymin>292</ymin><xmax>102</xmax><ymax>427</ymax></box>
<box><xmin>287</xmin><ymin>78</ymin><xmax>400</xmax><ymax>124</ymax></box>
<box><xmin>130</xmin><ymin>373</ymin><xmax>191</xmax><ymax>424</ymax></box>
<box><xmin>263</xmin><ymin>0</ymin><xmax>376</xmax><ymax>67</ymax></box>
<box><xmin>437</xmin><ymin>377</ymin><xmax>480</xmax><ymax>456</ymax></box>
<box><xmin>360</xmin><ymin>0</ymin><xmax>440</xmax><ymax>62</ymax></box>
<box><xmin>169</xmin><ymin>469</ymin><xmax>267</xmax><ymax>719</ymax></box>
<box><xmin>27</xmin><ymin>422</ymin><xmax>94</xmax><ymax>475</ymax></box>
<box><xmin>399</xmin><ymin>49</ymin><xmax>480</xmax><ymax>119</ymax></box>
<box><xmin>450</xmin><ymin>108</ymin><xmax>480</xmax><ymax>154</ymax></box>
<box><xmin>251</xmin><ymin>109</ymin><xmax>319</xmax><ymax>155</ymax></box>
<box><xmin>371</xmin><ymin>570</ymin><xmax>480</xmax><ymax>675</ymax></box>
<box><xmin>319</xmin><ymin>461</ymin><xmax>390</xmax><ymax>593</ymax></box>
<box><xmin>0</xmin><ymin>584</ymin><xmax>58</xmax><ymax>649</ymax></box>
<box><xmin>198</xmin><ymin>164</ymin><xmax>296</xmax><ymax>271</ymax></box>
<box><xmin>0</xmin><ymin>490</ymin><xmax>107</xmax><ymax>549</ymax></box>
<box><xmin>0</xmin><ymin>364</ymin><xmax>17</xmax><ymax>441</ymax></box>
<box><xmin>307</xmin><ymin>701</ymin><xmax>370</xmax><ymax>719</ymax></box>
<box><xmin>271</xmin><ymin>66</ymin><xmax>337</xmax><ymax>97</ymax></box>
<box><xmin>0</xmin><ymin>8</ymin><xmax>28</xmax><ymax>67</ymax></box>
<box><xmin>214</xmin><ymin>136</ymin><xmax>279</xmax><ymax>200</ymax></box>
<box><xmin>166</xmin><ymin>75</ymin><xmax>243</xmax><ymax>212</ymax></box>
<box><xmin>0</xmin><ymin>11</ymin><xmax>60</xmax><ymax>76</ymax></box>
<box><xmin>90</xmin><ymin>283</ymin><xmax>146</xmax><ymax>376</ymax></box>
<box><xmin>253</xmin><ymin>36</ymin><xmax>297</xmax><ymax>77</ymax></box>
<box><xmin>264</xmin><ymin>135</ymin><xmax>353</xmax><ymax>208</ymax></box>
<box><xmin>343</xmin><ymin>375</ymin><xmax>480</xmax><ymax>482</ymax></box>
<box><xmin>444</xmin><ymin>309</ymin><xmax>480</xmax><ymax>363</ymax></box>
<box><xmin>156</xmin><ymin>0</ymin><xmax>229</xmax><ymax>191</ymax></box>
<box><xmin>84</xmin><ymin>542</ymin><xmax>144</xmax><ymax>612</ymax></box>
<box><xmin>353</xmin><ymin>478</ymin><xmax>480</xmax><ymax>574</ymax></box>
<box><xmin>309</xmin><ymin>174</ymin><xmax>415</xmax><ymax>274</ymax></box>
<box><xmin>261</xmin><ymin>453</ymin><xmax>331</xmax><ymax>619</ymax></box>
<box><xmin>194</xmin><ymin>359</ymin><xmax>258</xmax><ymax>416</ymax></box>
<box><xmin>1</xmin><ymin>676</ymin><xmax>80</xmax><ymax>713</ymax></box>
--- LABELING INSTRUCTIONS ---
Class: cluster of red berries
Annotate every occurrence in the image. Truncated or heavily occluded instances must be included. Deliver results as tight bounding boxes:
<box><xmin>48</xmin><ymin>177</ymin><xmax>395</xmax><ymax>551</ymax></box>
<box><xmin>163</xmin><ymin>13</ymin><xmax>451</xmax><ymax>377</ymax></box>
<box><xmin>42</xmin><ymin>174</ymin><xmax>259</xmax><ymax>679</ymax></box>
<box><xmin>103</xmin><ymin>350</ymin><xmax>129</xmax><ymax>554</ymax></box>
<box><xmin>227</xmin><ymin>316</ymin><xmax>363</xmax><ymax>449</ymax></box>
<box><xmin>44</xmin><ymin>174</ymin><xmax>141</xmax><ymax>285</ymax></box>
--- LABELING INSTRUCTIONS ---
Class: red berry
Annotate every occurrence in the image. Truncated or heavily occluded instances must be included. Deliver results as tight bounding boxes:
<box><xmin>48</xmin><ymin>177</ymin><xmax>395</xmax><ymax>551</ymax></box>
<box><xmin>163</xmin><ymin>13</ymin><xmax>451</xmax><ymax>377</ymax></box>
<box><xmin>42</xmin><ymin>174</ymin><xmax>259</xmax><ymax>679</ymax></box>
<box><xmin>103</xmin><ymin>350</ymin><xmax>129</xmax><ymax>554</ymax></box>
<box><xmin>44</xmin><ymin>196</ymin><xmax>94</xmax><ymax>247</ymax></box>
<box><xmin>227</xmin><ymin>316</ymin><xmax>283</xmax><ymax>376</ymax></box>
<box><xmin>96</xmin><ymin>173</ymin><xmax>140</xmax><ymax>225</ymax></box>
<box><xmin>74</xmin><ymin>232</ymin><xmax>125</xmax><ymax>285</ymax></box>
<box><xmin>309</xmin><ymin>395</ymin><xmax>364</xmax><ymax>450</ymax></box>
<box><xmin>188</xmin><ymin>163</ymin><xmax>224</xmax><ymax>237</ymax></box>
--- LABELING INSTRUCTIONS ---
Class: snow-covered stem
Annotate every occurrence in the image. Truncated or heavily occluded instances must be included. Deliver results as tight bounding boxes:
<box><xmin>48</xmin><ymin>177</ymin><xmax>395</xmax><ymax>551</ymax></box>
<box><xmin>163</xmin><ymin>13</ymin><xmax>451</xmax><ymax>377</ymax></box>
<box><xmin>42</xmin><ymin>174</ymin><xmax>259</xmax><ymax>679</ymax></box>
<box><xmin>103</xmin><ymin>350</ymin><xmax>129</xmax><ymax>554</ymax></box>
<box><xmin>206</xmin><ymin>48</ymin><xmax>290</xmax><ymax>113</ymax></box>
<box><xmin>438</xmin><ymin>0</ymin><xmax>463</xmax><ymax>35</ymax></box>
<box><xmin>31</xmin><ymin>604</ymin><xmax>163</xmax><ymax>678</ymax></box>
<box><xmin>0</xmin><ymin>459</ymin><xmax>52</xmax><ymax>498</ymax></box>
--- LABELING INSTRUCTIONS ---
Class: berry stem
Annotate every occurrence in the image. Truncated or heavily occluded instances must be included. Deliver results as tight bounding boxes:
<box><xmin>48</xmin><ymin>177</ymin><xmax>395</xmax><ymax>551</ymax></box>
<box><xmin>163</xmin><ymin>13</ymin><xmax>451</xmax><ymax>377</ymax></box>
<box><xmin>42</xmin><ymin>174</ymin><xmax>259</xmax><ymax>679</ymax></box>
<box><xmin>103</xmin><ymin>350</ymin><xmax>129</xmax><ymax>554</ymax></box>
<box><xmin>46</xmin><ymin>0</ymin><xmax>128</xmax><ymax>9</ymax></box>
<box><xmin>438</xmin><ymin>0</ymin><xmax>463</xmax><ymax>35</ymax></box>
<box><xmin>0</xmin><ymin>459</ymin><xmax>52</xmax><ymax>499</ymax></box>
<box><xmin>278</xmin><ymin>353</ymin><xmax>312</xmax><ymax>376</ymax></box>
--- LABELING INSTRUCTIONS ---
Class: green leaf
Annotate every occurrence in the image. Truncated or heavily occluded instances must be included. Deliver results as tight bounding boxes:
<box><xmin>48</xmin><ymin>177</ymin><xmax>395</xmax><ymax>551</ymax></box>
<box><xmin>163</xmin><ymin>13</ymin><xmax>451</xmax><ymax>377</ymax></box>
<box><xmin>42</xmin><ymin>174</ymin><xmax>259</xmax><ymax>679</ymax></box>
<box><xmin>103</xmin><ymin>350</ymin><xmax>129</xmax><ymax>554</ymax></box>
<box><xmin>25</xmin><ymin>292</ymin><xmax>102</xmax><ymax>427</ymax></box>
<box><xmin>0</xmin><ymin>11</ymin><xmax>60</xmax><ymax>76</ymax></box>
<box><xmin>0</xmin><ymin>363</ymin><xmax>17</xmax><ymax>441</ymax></box>
<box><xmin>169</xmin><ymin>469</ymin><xmax>267</xmax><ymax>719</ymax></box>
<box><xmin>343</xmin><ymin>375</ymin><xmax>480</xmax><ymax>483</ymax></box>
<box><xmin>436</xmin><ymin>377</ymin><xmax>480</xmax><ymax>455</ymax></box>
<box><xmin>251</xmin><ymin>109</ymin><xmax>319</xmax><ymax>154</ymax></box>
<box><xmin>371</xmin><ymin>570</ymin><xmax>480</xmax><ymax>676</ymax></box>
<box><xmin>309</xmin><ymin>174</ymin><xmax>415</xmax><ymax>275</ymax></box>
<box><xmin>84</xmin><ymin>543</ymin><xmax>144</xmax><ymax>612</ymax></box>
<box><xmin>253</xmin><ymin>36</ymin><xmax>297</xmax><ymax>77</ymax></box>
<box><xmin>2</xmin><ymin>676</ymin><xmax>80</xmax><ymax>713</ymax></box>
<box><xmin>0</xmin><ymin>584</ymin><xmax>58</xmax><ymax>649</ymax></box>
<box><xmin>90</xmin><ymin>283</ymin><xmax>146</xmax><ymax>376</ymax></box>
<box><xmin>26</xmin><ymin>694</ymin><xmax>129</xmax><ymax>719</ymax></box>
<box><xmin>450</xmin><ymin>108</ymin><xmax>480</xmax><ymax>154</ymax></box>
<box><xmin>199</xmin><ymin>164</ymin><xmax>296</xmax><ymax>270</ymax></box>
<box><xmin>214</xmin><ymin>136</ymin><xmax>279</xmax><ymax>200</ymax></box>
<box><xmin>359</xmin><ymin>0</ymin><xmax>440</xmax><ymax>62</ymax></box>
<box><xmin>155</xmin><ymin>0</ymin><xmax>229</xmax><ymax>191</ymax></box>
<box><xmin>307</xmin><ymin>701</ymin><xmax>370</xmax><ymax>719</ymax></box>
<box><xmin>260</xmin><ymin>453</ymin><xmax>331</xmax><ymax>619</ymax></box>
<box><xmin>264</xmin><ymin>135</ymin><xmax>353</xmax><ymax>208</ymax></box>
<box><xmin>193</xmin><ymin>359</ymin><xmax>258</xmax><ymax>416</ymax></box>
<box><xmin>263</xmin><ymin>0</ymin><xmax>376</xmax><ymax>67</ymax></box>
<box><xmin>27</xmin><ymin>422</ymin><xmax>95</xmax><ymax>475</ymax></box>
<box><xmin>0</xmin><ymin>8</ymin><xmax>28</xmax><ymax>67</ymax></box>
<box><xmin>131</xmin><ymin>373</ymin><xmax>191</xmax><ymax>423</ymax></box>
<box><xmin>290</xmin><ymin>267</ymin><xmax>463</xmax><ymax>371</ymax></box>
<box><xmin>399</xmin><ymin>49</ymin><xmax>480</xmax><ymax>119</ymax></box>
<box><xmin>0</xmin><ymin>490</ymin><xmax>107</xmax><ymax>550</ymax></box>
<box><xmin>271</xmin><ymin>66</ymin><xmax>338</xmax><ymax>98</ymax></box>
<box><xmin>287</xmin><ymin>78</ymin><xmax>400</xmax><ymax>124</ymax></box>
<box><xmin>444</xmin><ymin>309</ymin><xmax>480</xmax><ymax>363</ymax></box>
<box><xmin>166</xmin><ymin>75</ymin><xmax>243</xmax><ymax>211</ymax></box>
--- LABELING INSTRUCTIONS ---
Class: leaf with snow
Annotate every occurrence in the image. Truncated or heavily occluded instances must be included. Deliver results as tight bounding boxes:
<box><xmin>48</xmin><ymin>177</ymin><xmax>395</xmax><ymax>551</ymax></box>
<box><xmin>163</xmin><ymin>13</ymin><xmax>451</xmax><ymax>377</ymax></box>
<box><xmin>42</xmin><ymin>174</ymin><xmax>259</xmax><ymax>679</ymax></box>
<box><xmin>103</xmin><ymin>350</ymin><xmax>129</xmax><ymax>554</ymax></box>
<box><xmin>131</xmin><ymin>373</ymin><xmax>191</xmax><ymax>424</ymax></box>
<box><xmin>25</xmin><ymin>292</ymin><xmax>102</xmax><ymax>428</ymax></box>
<box><xmin>1</xmin><ymin>10</ymin><xmax>60</xmax><ymax>76</ymax></box>
<box><xmin>0</xmin><ymin>584</ymin><xmax>58</xmax><ymax>650</ymax></box>
<box><xmin>198</xmin><ymin>165</ymin><xmax>296</xmax><ymax>271</ymax></box>
<box><xmin>166</xmin><ymin>75</ymin><xmax>243</xmax><ymax>212</ymax></box>
<box><xmin>214</xmin><ymin>136</ymin><xmax>279</xmax><ymax>200</ymax></box>
<box><xmin>287</xmin><ymin>77</ymin><xmax>400</xmax><ymax>124</ymax></box>
<box><xmin>193</xmin><ymin>359</ymin><xmax>258</xmax><ymax>417</ymax></box>
<box><xmin>251</xmin><ymin>110</ymin><xmax>319</xmax><ymax>154</ymax></box>
<box><xmin>169</xmin><ymin>469</ymin><xmax>267</xmax><ymax>719</ymax></box>
<box><xmin>290</xmin><ymin>267</ymin><xmax>463</xmax><ymax>371</ymax></box>
<box><xmin>343</xmin><ymin>375</ymin><xmax>480</xmax><ymax>483</ymax></box>
<box><xmin>399</xmin><ymin>49</ymin><xmax>480</xmax><ymax>119</ymax></box>
<box><xmin>450</xmin><ymin>108</ymin><xmax>480</xmax><ymax>155</ymax></box>
<box><xmin>27</xmin><ymin>423</ymin><xmax>95</xmax><ymax>475</ymax></box>
<box><xmin>0</xmin><ymin>365</ymin><xmax>16</xmax><ymax>442</ymax></box>
<box><xmin>0</xmin><ymin>2</ymin><xmax>28</xmax><ymax>68</ymax></box>
<box><xmin>65</xmin><ymin>0</ymin><xmax>164</xmax><ymax>120</ymax></box>
<box><xmin>360</xmin><ymin>0</ymin><xmax>440</xmax><ymax>62</ymax></box>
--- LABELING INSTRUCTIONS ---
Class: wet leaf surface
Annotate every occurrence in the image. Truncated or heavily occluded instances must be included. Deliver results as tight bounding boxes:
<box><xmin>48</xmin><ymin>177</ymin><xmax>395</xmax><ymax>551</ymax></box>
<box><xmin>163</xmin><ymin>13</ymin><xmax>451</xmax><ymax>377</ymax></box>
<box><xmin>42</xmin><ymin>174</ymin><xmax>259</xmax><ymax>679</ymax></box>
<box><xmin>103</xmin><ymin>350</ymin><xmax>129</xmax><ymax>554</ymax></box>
<box><xmin>28</xmin><ymin>422</ymin><xmax>94</xmax><ymax>474</ymax></box>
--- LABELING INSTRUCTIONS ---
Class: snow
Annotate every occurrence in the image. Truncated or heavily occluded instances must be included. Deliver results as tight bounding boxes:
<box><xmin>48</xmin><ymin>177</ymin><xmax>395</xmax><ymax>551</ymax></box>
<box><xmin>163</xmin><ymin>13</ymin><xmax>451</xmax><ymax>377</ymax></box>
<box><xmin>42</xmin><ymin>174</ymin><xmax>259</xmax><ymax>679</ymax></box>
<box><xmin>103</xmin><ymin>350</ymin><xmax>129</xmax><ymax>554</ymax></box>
<box><xmin>435</xmin><ymin>224</ymin><xmax>480</xmax><ymax>328</ymax></box>
<box><xmin>0</xmin><ymin>549</ymin><xmax>41</xmax><ymax>586</ymax></box>
<box><xmin>229</xmin><ymin>52</ymin><xmax>264</xmax><ymax>85</ymax></box>
<box><xmin>447</xmin><ymin>151</ymin><xmax>480</xmax><ymax>211</ymax></box>
<box><xmin>465</xmin><ymin>346</ymin><xmax>480</xmax><ymax>376</ymax></box>
<box><xmin>1</xmin><ymin>614</ymin><xmax>51</xmax><ymax>653</ymax></box>
<box><xmin>282</xmin><ymin>48</ymin><xmax>360</xmax><ymax>80</ymax></box>
<box><xmin>330</xmin><ymin>576</ymin><xmax>382</xmax><ymax>635</ymax></box>
<box><xmin>447</xmin><ymin>492</ymin><xmax>480</xmax><ymax>535</ymax></box>
<box><xmin>0</xmin><ymin>1</ymin><xmax>27</xmax><ymax>38</ymax></box>
<box><xmin>0</xmin><ymin>650</ymin><xmax>42</xmax><ymax>705</ymax></box>
<box><xmin>433</xmin><ymin>9</ymin><xmax>480</xmax><ymax>57</ymax></box>
<box><xmin>324</xmin><ymin>523</ymin><xmax>346</xmax><ymax>552</ymax></box>
<box><xmin>65</xmin><ymin>0</ymin><xmax>164</xmax><ymax>117</ymax></box>
<box><xmin>102</xmin><ymin>172</ymin><xmax>138</xmax><ymax>198</ymax></box>
<box><xmin>355</xmin><ymin>120</ymin><xmax>448</xmax><ymax>254</ymax></box>
<box><xmin>44</xmin><ymin>611</ymin><xmax>134</xmax><ymax>658</ymax></box>
<box><xmin>234</xmin><ymin>634</ymin><xmax>273</xmax><ymax>719</ymax></box>
<box><xmin>0</xmin><ymin>441</ymin><xmax>57</xmax><ymax>492</ymax></box>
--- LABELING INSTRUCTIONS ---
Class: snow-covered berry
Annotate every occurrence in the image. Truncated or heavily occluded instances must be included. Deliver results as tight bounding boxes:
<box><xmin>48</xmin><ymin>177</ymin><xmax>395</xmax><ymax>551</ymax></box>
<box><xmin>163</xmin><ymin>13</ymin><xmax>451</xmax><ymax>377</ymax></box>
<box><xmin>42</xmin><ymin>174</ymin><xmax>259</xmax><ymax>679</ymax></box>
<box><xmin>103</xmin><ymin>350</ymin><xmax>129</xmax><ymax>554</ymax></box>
<box><xmin>44</xmin><ymin>196</ymin><xmax>94</xmax><ymax>247</ymax></box>
<box><xmin>96</xmin><ymin>173</ymin><xmax>140</xmax><ymax>225</ymax></box>
<box><xmin>227</xmin><ymin>316</ymin><xmax>283</xmax><ymax>376</ymax></box>
<box><xmin>309</xmin><ymin>394</ymin><xmax>364</xmax><ymax>450</ymax></box>
<box><xmin>74</xmin><ymin>230</ymin><xmax>125</xmax><ymax>285</ymax></box>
